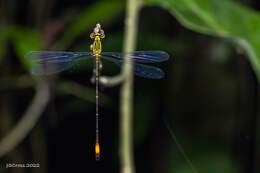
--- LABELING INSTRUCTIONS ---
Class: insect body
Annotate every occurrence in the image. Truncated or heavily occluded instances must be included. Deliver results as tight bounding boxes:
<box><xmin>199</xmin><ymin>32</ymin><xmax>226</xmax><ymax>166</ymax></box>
<box><xmin>90</xmin><ymin>24</ymin><xmax>105</xmax><ymax>160</ymax></box>
<box><xmin>25</xmin><ymin>23</ymin><xmax>169</xmax><ymax>161</ymax></box>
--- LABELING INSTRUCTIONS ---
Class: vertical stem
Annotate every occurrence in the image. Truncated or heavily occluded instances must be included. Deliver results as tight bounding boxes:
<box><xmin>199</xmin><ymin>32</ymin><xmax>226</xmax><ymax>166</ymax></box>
<box><xmin>120</xmin><ymin>0</ymin><xmax>140</xmax><ymax>172</ymax></box>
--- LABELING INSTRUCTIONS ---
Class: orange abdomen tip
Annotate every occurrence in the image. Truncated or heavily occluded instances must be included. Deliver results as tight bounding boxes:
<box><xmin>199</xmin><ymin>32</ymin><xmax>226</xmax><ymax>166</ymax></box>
<box><xmin>95</xmin><ymin>143</ymin><xmax>100</xmax><ymax>161</ymax></box>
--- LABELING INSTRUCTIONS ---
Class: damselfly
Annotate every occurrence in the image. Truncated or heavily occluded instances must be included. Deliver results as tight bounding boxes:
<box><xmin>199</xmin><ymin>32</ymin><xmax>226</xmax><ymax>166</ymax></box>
<box><xmin>25</xmin><ymin>23</ymin><xmax>169</xmax><ymax>160</ymax></box>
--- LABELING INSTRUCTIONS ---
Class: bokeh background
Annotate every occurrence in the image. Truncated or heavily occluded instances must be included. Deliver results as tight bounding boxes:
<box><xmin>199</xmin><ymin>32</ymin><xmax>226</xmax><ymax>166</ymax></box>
<box><xmin>0</xmin><ymin>0</ymin><xmax>260</xmax><ymax>172</ymax></box>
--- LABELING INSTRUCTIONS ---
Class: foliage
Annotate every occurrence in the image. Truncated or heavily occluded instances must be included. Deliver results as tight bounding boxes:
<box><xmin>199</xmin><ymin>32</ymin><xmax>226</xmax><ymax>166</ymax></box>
<box><xmin>0</xmin><ymin>0</ymin><xmax>258</xmax><ymax>172</ymax></box>
<box><xmin>54</xmin><ymin>0</ymin><xmax>125</xmax><ymax>50</ymax></box>
<box><xmin>144</xmin><ymin>0</ymin><xmax>260</xmax><ymax>81</ymax></box>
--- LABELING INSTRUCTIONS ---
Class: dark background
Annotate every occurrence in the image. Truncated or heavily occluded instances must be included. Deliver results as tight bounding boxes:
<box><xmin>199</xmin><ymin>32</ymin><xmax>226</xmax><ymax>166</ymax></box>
<box><xmin>0</xmin><ymin>0</ymin><xmax>260</xmax><ymax>172</ymax></box>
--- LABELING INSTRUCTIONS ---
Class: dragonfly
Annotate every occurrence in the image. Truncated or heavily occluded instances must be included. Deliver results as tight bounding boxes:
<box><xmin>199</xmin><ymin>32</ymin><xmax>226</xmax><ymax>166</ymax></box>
<box><xmin>25</xmin><ymin>23</ymin><xmax>169</xmax><ymax>161</ymax></box>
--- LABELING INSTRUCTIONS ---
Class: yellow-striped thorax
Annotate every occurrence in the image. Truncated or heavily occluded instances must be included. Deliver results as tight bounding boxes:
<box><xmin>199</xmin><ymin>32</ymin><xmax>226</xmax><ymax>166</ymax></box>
<box><xmin>90</xmin><ymin>23</ymin><xmax>105</xmax><ymax>57</ymax></box>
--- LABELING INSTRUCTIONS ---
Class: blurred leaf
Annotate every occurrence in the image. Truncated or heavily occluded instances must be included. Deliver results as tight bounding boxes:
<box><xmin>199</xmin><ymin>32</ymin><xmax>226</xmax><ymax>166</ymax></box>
<box><xmin>209</xmin><ymin>40</ymin><xmax>233</xmax><ymax>64</ymax></box>
<box><xmin>143</xmin><ymin>0</ymin><xmax>260</xmax><ymax>81</ymax></box>
<box><xmin>10</xmin><ymin>27</ymin><xmax>42</xmax><ymax>70</ymax></box>
<box><xmin>55</xmin><ymin>0</ymin><xmax>125</xmax><ymax>50</ymax></box>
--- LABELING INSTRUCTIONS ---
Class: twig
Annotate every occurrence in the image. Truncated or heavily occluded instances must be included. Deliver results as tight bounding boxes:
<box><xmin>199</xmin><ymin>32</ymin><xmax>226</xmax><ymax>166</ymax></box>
<box><xmin>0</xmin><ymin>76</ymin><xmax>110</xmax><ymax>105</ymax></box>
<box><xmin>0</xmin><ymin>81</ymin><xmax>50</xmax><ymax>158</ymax></box>
<box><xmin>99</xmin><ymin>74</ymin><xmax>125</xmax><ymax>87</ymax></box>
<box><xmin>120</xmin><ymin>0</ymin><xmax>141</xmax><ymax>172</ymax></box>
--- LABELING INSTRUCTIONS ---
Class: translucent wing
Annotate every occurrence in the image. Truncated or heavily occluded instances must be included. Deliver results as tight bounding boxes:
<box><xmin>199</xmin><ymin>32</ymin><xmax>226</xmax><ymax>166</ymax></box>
<box><xmin>25</xmin><ymin>51</ymin><xmax>92</xmax><ymax>75</ymax></box>
<box><xmin>101</xmin><ymin>56</ymin><xmax>165</xmax><ymax>79</ymax></box>
<box><xmin>101</xmin><ymin>50</ymin><xmax>169</xmax><ymax>63</ymax></box>
<box><xmin>25</xmin><ymin>51</ymin><xmax>91</xmax><ymax>63</ymax></box>
<box><xmin>31</xmin><ymin>61</ymin><xmax>80</xmax><ymax>75</ymax></box>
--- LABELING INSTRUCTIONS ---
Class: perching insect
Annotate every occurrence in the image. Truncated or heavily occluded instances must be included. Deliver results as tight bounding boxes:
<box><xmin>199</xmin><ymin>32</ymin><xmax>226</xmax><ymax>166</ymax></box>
<box><xmin>25</xmin><ymin>23</ymin><xmax>169</xmax><ymax>160</ymax></box>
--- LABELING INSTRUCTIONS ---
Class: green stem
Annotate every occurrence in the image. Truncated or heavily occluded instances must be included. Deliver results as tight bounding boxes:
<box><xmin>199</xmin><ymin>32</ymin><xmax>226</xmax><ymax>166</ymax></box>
<box><xmin>120</xmin><ymin>0</ymin><xmax>141</xmax><ymax>172</ymax></box>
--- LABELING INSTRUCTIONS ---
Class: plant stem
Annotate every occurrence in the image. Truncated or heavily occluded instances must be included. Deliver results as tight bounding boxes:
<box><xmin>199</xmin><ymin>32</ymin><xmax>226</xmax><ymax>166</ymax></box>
<box><xmin>0</xmin><ymin>82</ymin><xmax>50</xmax><ymax>158</ymax></box>
<box><xmin>120</xmin><ymin>0</ymin><xmax>141</xmax><ymax>172</ymax></box>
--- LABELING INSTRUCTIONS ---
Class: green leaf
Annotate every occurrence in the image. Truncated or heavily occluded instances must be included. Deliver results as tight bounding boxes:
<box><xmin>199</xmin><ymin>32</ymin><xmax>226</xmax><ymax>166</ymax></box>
<box><xmin>54</xmin><ymin>0</ymin><xmax>125</xmax><ymax>50</ymax></box>
<box><xmin>10</xmin><ymin>27</ymin><xmax>43</xmax><ymax>70</ymax></box>
<box><xmin>143</xmin><ymin>0</ymin><xmax>260</xmax><ymax>81</ymax></box>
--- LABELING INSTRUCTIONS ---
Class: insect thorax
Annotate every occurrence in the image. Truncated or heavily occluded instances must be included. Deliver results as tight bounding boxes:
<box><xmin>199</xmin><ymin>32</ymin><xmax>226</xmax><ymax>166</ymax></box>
<box><xmin>90</xmin><ymin>32</ymin><xmax>105</xmax><ymax>56</ymax></box>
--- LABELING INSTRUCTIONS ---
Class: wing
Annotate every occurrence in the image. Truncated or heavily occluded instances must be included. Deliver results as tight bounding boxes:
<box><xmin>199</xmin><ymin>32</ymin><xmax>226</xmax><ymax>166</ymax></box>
<box><xmin>101</xmin><ymin>50</ymin><xmax>169</xmax><ymax>63</ymax></box>
<box><xmin>31</xmin><ymin>61</ymin><xmax>80</xmax><ymax>75</ymax></box>
<box><xmin>25</xmin><ymin>51</ymin><xmax>92</xmax><ymax>63</ymax></box>
<box><xmin>25</xmin><ymin>51</ymin><xmax>92</xmax><ymax>75</ymax></box>
<box><xmin>101</xmin><ymin>56</ymin><xmax>165</xmax><ymax>79</ymax></box>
